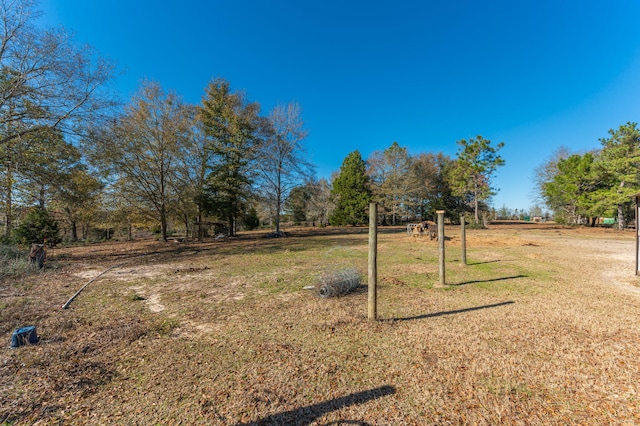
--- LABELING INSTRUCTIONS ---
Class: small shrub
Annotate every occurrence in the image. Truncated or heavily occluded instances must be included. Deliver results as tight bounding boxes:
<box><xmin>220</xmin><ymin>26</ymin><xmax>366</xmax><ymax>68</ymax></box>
<box><xmin>467</xmin><ymin>221</ymin><xmax>486</xmax><ymax>230</ymax></box>
<box><xmin>13</xmin><ymin>207</ymin><xmax>60</xmax><ymax>245</ymax></box>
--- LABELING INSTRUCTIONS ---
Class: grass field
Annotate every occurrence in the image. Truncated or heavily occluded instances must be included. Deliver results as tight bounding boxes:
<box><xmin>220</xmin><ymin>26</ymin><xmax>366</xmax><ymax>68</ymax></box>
<box><xmin>2</xmin><ymin>223</ymin><xmax>640</xmax><ymax>425</ymax></box>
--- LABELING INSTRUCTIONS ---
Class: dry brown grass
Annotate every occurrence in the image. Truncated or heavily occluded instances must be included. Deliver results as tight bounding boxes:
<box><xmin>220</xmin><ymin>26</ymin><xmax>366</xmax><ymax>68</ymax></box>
<box><xmin>2</xmin><ymin>224</ymin><xmax>640</xmax><ymax>425</ymax></box>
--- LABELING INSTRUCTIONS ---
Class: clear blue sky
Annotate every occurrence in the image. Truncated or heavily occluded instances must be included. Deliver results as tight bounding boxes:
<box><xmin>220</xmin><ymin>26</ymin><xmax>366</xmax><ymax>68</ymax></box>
<box><xmin>40</xmin><ymin>0</ymin><xmax>640</xmax><ymax>212</ymax></box>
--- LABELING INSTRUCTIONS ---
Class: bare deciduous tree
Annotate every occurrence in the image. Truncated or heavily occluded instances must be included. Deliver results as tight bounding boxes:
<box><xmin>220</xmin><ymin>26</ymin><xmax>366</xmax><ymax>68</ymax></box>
<box><xmin>0</xmin><ymin>0</ymin><xmax>116</xmax><ymax>146</ymax></box>
<box><xmin>0</xmin><ymin>0</ymin><xmax>116</xmax><ymax>235</ymax></box>
<box><xmin>87</xmin><ymin>81</ymin><xmax>193</xmax><ymax>241</ymax></box>
<box><xmin>258</xmin><ymin>102</ymin><xmax>313</xmax><ymax>234</ymax></box>
<box><xmin>368</xmin><ymin>141</ymin><xmax>421</xmax><ymax>225</ymax></box>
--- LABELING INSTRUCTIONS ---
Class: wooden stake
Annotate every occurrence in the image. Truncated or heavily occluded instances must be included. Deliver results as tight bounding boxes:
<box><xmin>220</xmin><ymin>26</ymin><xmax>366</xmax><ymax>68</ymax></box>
<box><xmin>635</xmin><ymin>194</ymin><xmax>640</xmax><ymax>275</ymax></box>
<box><xmin>460</xmin><ymin>214</ymin><xmax>467</xmax><ymax>266</ymax></box>
<box><xmin>368</xmin><ymin>202</ymin><xmax>378</xmax><ymax>321</ymax></box>
<box><xmin>436</xmin><ymin>210</ymin><xmax>446</xmax><ymax>287</ymax></box>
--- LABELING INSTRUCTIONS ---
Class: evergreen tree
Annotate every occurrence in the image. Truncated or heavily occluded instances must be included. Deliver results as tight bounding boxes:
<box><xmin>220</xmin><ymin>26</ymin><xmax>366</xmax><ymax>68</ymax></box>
<box><xmin>329</xmin><ymin>151</ymin><xmax>372</xmax><ymax>226</ymax></box>
<box><xmin>286</xmin><ymin>185</ymin><xmax>311</xmax><ymax>224</ymax></box>
<box><xmin>542</xmin><ymin>153</ymin><xmax>598</xmax><ymax>224</ymax></box>
<box><xmin>198</xmin><ymin>78</ymin><xmax>264</xmax><ymax>236</ymax></box>
<box><xmin>413</xmin><ymin>153</ymin><xmax>462</xmax><ymax>221</ymax></box>
<box><xmin>594</xmin><ymin>122</ymin><xmax>640</xmax><ymax>229</ymax></box>
<box><xmin>450</xmin><ymin>136</ymin><xmax>505</xmax><ymax>224</ymax></box>
<box><xmin>14</xmin><ymin>207</ymin><xmax>59</xmax><ymax>245</ymax></box>
<box><xmin>242</xmin><ymin>206</ymin><xmax>260</xmax><ymax>230</ymax></box>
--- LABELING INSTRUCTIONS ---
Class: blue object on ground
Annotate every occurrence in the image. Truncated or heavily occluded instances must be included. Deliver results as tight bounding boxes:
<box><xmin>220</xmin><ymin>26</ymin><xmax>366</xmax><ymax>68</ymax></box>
<box><xmin>10</xmin><ymin>326</ymin><xmax>38</xmax><ymax>348</ymax></box>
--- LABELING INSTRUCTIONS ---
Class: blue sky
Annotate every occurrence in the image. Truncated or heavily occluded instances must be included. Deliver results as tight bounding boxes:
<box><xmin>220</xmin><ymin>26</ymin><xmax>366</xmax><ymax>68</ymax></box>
<box><xmin>40</xmin><ymin>0</ymin><xmax>640</xmax><ymax>211</ymax></box>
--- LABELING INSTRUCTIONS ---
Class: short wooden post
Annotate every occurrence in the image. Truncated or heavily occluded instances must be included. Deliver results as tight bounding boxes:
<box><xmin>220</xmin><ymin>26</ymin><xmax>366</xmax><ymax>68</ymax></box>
<box><xmin>368</xmin><ymin>202</ymin><xmax>378</xmax><ymax>320</ymax></box>
<box><xmin>436</xmin><ymin>210</ymin><xmax>446</xmax><ymax>287</ymax></box>
<box><xmin>460</xmin><ymin>214</ymin><xmax>467</xmax><ymax>266</ymax></box>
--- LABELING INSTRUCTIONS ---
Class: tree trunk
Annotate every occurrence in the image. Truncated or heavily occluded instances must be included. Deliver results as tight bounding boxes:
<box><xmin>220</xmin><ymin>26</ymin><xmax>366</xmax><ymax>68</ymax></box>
<box><xmin>473</xmin><ymin>179</ymin><xmax>479</xmax><ymax>224</ymax></box>
<box><xmin>275</xmin><ymin>193</ymin><xmax>281</xmax><ymax>234</ymax></box>
<box><xmin>197</xmin><ymin>207</ymin><xmax>203</xmax><ymax>240</ymax></box>
<box><xmin>4</xmin><ymin>159</ymin><xmax>12</xmax><ymax>238</ymax></box>
<box><xmin>474</xmin><ymin>195</ymin><xmax>479</xmax><ymax>224</ymax></box>
<box><xmin>161</xmin><ymin>212</ymin><xmax>168</xmax><ymax>241</ymax></box>
<box><xmin>71</xmin><ymin>220</ymin><xmax>78</xmax><ymax>241</ymax></box>
<box><xmin>618</xmin><ymin>204</ymin><xmax>625</xmax><ymax>230</ymax></box>
<box><xmin>392</xmin><ymin>203</ymin><xmax>397</xmax><ymax>225</ymax></box>
<box><xmin>160</xmin><ymin>204</ymin><xmax>167</xmax><ymax>241</ymax></box>
<box><xmin>229</xmin><ymin>216</ymin><xmax>236</xmax><ymax>237</ymax></box>
<box><xmin>275</xmin><ymin>171</ymin><xmax>282</xmax><ymax>234</ymax></box>
<box><xmin>39</xmin><ymin>185</ymin><xmax>46</xmax><ymax>209</ymax></box>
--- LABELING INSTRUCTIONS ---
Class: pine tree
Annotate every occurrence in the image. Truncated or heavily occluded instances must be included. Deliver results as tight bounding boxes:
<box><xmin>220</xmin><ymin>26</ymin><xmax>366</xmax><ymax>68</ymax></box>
<box><xmin>594</xmin><ymin>122</ymin><xmax>640</xmax><ymax>229</ymax></box>
<box><xmin>14</xmin><ymin>207</ymin><xmax>59</xmax><ymax>245</ymax></box>
<box><xmin>450</xmin><ymin>136</ymin><xmax>505</xmax><ymax>224</ymax></box>
<box><xmin>198</xmin><ymin>78</ymin><xmax>264</xmax><ymax>236</ymax></box>
<box><xmin>330</xmin><ymin>151</ymin><xmax>372</xmax><ymax>226</ymax></box>
<box><xmin>542</xmin><ymin>153</ymin><xmax>597</xmax><ymax>224</ymax></box>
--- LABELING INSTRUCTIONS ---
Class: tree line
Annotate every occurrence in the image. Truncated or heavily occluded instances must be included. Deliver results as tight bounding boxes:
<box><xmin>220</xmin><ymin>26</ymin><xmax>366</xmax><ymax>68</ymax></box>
<box><xmin>535</xmin><ymin>122</ymin><xmax>640</xmax><ymax>230</ymax></box>
<box><xmin>297</xmin><ymin>136</ymin><xmax>505</xmax><ymax>228</ymax></box>
<box><xmin>0</xmin><ymin>0</ymin><xmax>507</xmax><ymax>245</ymax></box>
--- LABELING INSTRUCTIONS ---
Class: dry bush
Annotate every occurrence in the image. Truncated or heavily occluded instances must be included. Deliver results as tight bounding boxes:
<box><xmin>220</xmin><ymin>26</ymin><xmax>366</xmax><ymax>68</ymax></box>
<box><xmin>0</xmin><ymin>245</ymin><xmax>31</xmax><ymax>280</ymax></box>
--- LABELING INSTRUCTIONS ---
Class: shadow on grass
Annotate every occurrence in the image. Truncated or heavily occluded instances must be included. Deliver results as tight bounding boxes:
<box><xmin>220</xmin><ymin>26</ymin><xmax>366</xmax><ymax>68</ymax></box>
<box><xmin>392</xmin><ymin>301</ymin><xmax>515</xmax><ymax>322</ymax></box>
<box><xmin>53</xmin><ymin>232</ymin><xmax>370</xmax><ymax>265</ymax></box>
<box><xmin>466</xmin><ymin>259</ymin><xmax>503</xmax><ymax>266</ymax></box>
<box><xmin>237</xmin><ymin>385</ymin><xmax>395</xmax><ymax>426</ymax></box>
<box><xmin>450</xmin><ymin>274</ymin><xmax>527</xmax><ymax>286</ymax></box>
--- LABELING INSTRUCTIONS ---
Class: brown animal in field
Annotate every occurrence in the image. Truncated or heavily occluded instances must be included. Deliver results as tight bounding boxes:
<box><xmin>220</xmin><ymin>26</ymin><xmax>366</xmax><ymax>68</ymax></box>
<box><xmin>419</xmin><ymin>221</ymin><xmax>437</xmax><ymax>240</ymax></box>
<box><xmin>411</xmin><ymin>221</ymin><xmax>438</xmax><ymax>240</ymax></box>
<box><xmin>411</xmin><ymin>223</ymin><xmax>424</xmax><ymax>237</ymax></box>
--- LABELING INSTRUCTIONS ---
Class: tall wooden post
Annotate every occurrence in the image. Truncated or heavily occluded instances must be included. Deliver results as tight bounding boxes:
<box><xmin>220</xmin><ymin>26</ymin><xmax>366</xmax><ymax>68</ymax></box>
<box><xmin>635</xmin><ymin>195</ymin><xmax>640</xmax><ymax>275</ymax></box>
<box><xmin>460</xmin><ymin>214</ymin><xmax>467</xmax><ymax>266</ymax></box>
<box><xmin>436</xmin><ymin>210</ymin><xmax>446</xmax><ymax>287</ymax></box>
<box><xmin>368</xmin><ymin>203</ymin><xmax>378</xmax><ymax>320</ymax></box>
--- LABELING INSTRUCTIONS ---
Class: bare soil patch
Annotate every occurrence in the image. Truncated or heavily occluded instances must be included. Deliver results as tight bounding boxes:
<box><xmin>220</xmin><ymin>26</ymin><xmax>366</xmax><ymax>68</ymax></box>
<box><xmin>2</xmin><ymin>224</ymin><xmax>640</xmax><ymax>424</ymax></box>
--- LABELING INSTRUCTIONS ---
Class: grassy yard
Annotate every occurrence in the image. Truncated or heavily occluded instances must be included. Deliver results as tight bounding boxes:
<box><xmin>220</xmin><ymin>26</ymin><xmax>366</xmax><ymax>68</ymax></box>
<box><xmin>2</xmin><ymin>223</ymin><xmax>640</xmax><ymax>424</ymax></box>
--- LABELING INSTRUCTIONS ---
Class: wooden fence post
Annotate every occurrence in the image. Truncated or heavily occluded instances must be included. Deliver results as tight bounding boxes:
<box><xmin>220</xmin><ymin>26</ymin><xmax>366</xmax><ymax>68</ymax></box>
<box><xmin>436</xmin><ymin>210</ymin><xmax>446</xmax><ymax>287</ymax></box>
<box><xmin>368</xmin><ymin>202</ymin><xmax>378</xmax><ymax>321</ymax></box>
<box><xmin>633</xmin><ymin>194</ymin><xmax>640</xmax><ymax>275</ymax></box>
<box><xmin>460</xmin><ymin>214</ymin><xmax>467</xmax><ymax>266</ymax></box>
